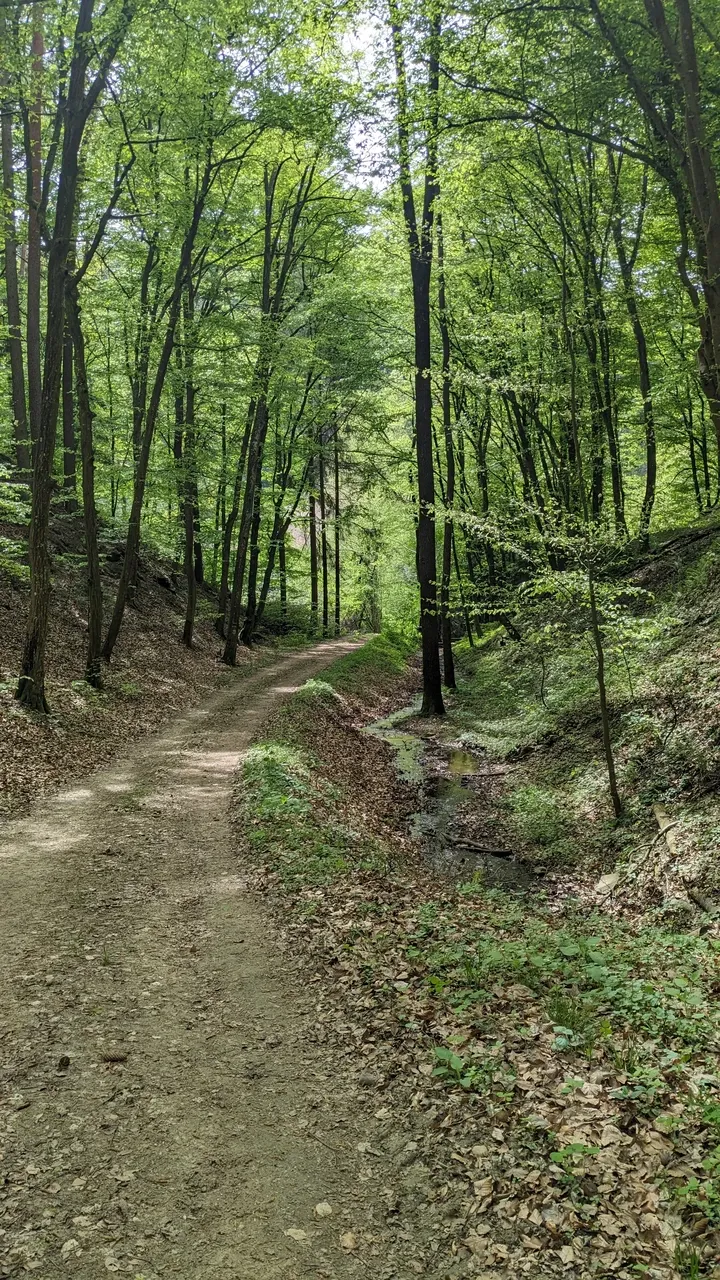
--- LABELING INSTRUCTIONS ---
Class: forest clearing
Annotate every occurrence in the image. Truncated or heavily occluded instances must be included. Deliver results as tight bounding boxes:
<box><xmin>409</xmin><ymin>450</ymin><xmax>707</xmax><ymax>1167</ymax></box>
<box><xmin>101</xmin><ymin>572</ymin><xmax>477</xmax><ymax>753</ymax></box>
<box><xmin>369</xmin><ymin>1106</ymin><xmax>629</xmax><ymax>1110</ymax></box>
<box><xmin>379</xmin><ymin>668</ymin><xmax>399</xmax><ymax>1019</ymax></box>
<box><xmin>3</xmin><ymin>0</ymin><xmax>720</xmax><ymax>1277</ymax></box>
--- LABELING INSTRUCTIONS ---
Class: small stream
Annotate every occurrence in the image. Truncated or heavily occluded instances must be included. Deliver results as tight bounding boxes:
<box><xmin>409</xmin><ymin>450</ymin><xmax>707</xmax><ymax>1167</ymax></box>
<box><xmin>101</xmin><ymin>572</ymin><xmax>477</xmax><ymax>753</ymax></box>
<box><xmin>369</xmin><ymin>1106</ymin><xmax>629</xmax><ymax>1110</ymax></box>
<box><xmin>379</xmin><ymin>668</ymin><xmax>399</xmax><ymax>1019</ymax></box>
<box><xmin>365</xmin><ymin>707</ymin><xmax>533</xmax><ymax>890</ymax></box>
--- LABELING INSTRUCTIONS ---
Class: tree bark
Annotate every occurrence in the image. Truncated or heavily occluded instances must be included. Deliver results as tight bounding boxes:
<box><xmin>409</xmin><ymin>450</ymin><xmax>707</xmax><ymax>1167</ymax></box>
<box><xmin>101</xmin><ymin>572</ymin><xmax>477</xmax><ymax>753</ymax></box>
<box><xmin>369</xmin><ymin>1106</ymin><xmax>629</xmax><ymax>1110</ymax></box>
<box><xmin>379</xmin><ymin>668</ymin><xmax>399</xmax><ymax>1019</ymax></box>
<box><xmin>308</xmin><ymin>453</ymin><xmax>318</xmax><ymax>634</ymax></box>
<box><xmin>437</xmin><ymin>213</ymin><xmax>456</xmax><ymax>690</ymax></box>
<box><xmin>319</xmin><ymin>438</ymin><xmax>329</xmax><ymax>637</ymax></box>
<box><xmin>279</xmin><ymin>532</ymin><xmax>287</xmax><ymax>621</ymax></box>
<box><xmin>588</xmin><ymin>571</ymin><xmax>622</xmax><ymax>818</ymax></box>
<box><xmin>334</xmin><ymin>433</ymin><xmax>341</xmax><ymax>636</ymax></box>
<box><xmin>25</xmin><ymin>4</ymin><xmax>44</xmax><ymax>450</ymax></box>
<box><xmin>389</xmin><ymin>3</ymin><xmax>444</xmax><ymax>715</ymax></box>
<box><xmin>62</xmin><ymin>323</ymin><xmax>78</xmax><ymax>509</ymax></box>
<box><xmin>17</xmin><ymin>0</ymin><xmax>133</xmax><ymax>710</ymax></box>
<box><xmin>1</xmin><ymin>66</ymin><xmax>31</xmax><ymax>476</ymax></box>
<box><xmin>66</xmin><ymin>284</ymin><xmax>102</xmax><ymax>686</ymax></box>
<box><xmin>103</xmin><ymin>148</ymin><xmax>212</xmax><ymax>662</ymax></box>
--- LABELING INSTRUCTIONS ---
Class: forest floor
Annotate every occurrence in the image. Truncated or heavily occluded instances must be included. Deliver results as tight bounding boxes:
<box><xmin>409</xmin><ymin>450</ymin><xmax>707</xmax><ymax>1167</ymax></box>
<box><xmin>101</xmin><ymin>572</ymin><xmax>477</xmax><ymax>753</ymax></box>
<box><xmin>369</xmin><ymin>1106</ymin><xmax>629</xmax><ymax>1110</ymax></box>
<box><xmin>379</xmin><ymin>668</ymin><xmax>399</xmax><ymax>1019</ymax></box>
<box><xmin>0</xmin><ymin>638</ymin><xmax>436</xmax><ymax>1280</ymax></box>
<box><xmin>232</xmin><ymin>627</ymin><xmax>720</xmax><ymax>1280</ymax></box>
<box><xmin>0</xmin><ymin>506</ymin><xmax>264</xmax><ymax>819</ymax></box>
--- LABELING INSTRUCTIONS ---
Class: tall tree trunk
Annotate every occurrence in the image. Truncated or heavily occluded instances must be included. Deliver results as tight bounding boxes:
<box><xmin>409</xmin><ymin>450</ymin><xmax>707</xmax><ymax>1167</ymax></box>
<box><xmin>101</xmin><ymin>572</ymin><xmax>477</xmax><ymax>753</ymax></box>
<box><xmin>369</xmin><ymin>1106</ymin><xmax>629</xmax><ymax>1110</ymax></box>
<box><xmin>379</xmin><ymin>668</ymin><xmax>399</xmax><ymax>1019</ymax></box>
<box><xmin>103</xmin><ymin>150</ymin><xmax>212</xmax><ymax>663</ymax></box>
<box><xmin>334</xmin><ymin>433</ymin><xmax>340</xmax><ymax>637</ymax></box>
<box><xmin>211</xmin><ymin>402</ymin><xmax>227</xmax><ymax>589</ymax></box>
<box><xmin>216</xmin><ymin>396</ymin><xmax>254</xmax><ymax>635</ymax></box>
<box><xmin>308</xmin><ymin>453</ymin><xmax>318</xmax><ymax>634</ymax></box>
<box><xmin>319</xmin><ymin>440</ymin><xmax>329</xmax><ymax>637</ymax></box>
<box><xmin>66</xmin><ymin>284</ymin><xmax>102</xmax><ymax>686</ymax></box>
<box><xmin>239</xmin><ymin>485</ymin><xmax>262</xmax><ymax>646</ymax></box>
<box><xmin>389</xmin><ymin>2</ymin><xmax>444</xmax><ymax>715</ymax></box>
<box><xmin>279</xmin><ymin>532</ymin><xmax>287</xmax><ymax>622</ymax></box>
<box><xmin>182</xmin><ymin>285</ymin><xmax>197</xmax><ymax>647</ymax></box>
<box><xmin>17</xmin><ymin>0</ymin><xmax>132</xmax><ymax>710</ymax></box>
<box><xmin>25</xmin><ymin>5</ymin><xmax>44</xmax><ymax>450</ymax></box>
<box><xmin>437</xmin><ymin>213</ymin><xmax>456</xmax><ymax>691</ymax></box>
<box><xmin>62</xmin><ymin>323</ymin><xmax>78</xmax><ymax>509</ymax></box>
<box><xmin>588</xmin><ymin>571</ymin><xmax>622</xmax><ymax>818</ymax></box>
<box><xmin>1</xmin><ymin>66</ymin><xmax>31</xmax><ymax>476</ymax></box>
<box><xmin>222</xmin><ymin>392</ymin><xmax>270</xmax><ymax>665</ymax></box>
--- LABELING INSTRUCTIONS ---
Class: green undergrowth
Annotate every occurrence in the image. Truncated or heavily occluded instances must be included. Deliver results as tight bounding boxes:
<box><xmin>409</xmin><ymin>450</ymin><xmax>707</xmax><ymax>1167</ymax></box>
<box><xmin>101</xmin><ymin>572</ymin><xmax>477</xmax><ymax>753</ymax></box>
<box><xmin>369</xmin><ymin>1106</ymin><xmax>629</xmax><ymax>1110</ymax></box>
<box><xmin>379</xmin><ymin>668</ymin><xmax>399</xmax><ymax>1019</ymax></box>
<box><xmin>234</xmin><ymin>632</ymin><xmax>416</xmax><ymax>887</ymax></box>
<box><xmin>446</xmin><ymin>538</ymin><xmax>720</xmax><ymax>877</ymax></box>
<box><xmin>238</xmin><ymin>738</ymin><xmax>391</xmax><ymax>887</ymax></box>
<box><xmin>317</xmin><ymin>627</ymin><xmax>417</xmax><ymax>698</ymax></box>
<box><xmin>235</xmin><ymin>625</ymin><xmax>720</xmax><ymax>1256</ymax></box>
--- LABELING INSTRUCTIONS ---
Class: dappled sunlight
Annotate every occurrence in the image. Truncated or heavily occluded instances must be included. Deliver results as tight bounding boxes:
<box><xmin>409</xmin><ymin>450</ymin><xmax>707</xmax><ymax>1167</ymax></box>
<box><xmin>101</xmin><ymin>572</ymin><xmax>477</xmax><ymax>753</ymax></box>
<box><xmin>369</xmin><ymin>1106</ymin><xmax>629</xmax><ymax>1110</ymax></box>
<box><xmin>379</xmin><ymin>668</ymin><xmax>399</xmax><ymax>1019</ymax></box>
<box><xmin>55</xmin><ymin>787</ymin><xmax>94</xmax><ymax>804</ymax></box>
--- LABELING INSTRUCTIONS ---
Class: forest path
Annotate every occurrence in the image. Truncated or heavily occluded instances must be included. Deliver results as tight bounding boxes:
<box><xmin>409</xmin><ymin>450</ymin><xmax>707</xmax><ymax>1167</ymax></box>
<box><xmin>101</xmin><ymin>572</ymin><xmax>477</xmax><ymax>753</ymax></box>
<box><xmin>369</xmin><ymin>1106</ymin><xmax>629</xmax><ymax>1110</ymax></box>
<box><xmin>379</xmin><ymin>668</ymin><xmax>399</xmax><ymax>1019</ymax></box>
<box><xmin>0</xmin><ymin>640</ymin><xmax>394</xmax><ymax>1280</ymax></box>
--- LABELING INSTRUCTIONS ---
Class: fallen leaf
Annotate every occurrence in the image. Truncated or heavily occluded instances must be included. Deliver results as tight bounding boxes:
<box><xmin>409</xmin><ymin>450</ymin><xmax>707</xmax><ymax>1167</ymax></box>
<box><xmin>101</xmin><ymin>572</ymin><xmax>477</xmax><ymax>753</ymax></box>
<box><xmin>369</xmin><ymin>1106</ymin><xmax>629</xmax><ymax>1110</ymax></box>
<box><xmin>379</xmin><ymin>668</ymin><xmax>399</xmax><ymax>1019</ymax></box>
<box><xmin>340</xmin><ymin>1231</ymin><xmax>358</xmax><ymax>1251</ymax></box>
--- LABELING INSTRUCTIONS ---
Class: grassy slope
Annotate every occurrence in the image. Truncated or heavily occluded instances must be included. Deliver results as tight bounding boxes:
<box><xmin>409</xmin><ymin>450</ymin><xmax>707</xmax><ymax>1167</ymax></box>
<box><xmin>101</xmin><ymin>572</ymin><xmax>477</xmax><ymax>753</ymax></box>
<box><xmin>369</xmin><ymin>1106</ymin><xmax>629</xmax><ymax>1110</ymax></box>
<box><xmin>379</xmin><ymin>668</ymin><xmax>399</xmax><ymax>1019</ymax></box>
<box><xmin>234</xmin><ymin>623</ymin><xmax>720</xmax><ymax>1279</ymax></box>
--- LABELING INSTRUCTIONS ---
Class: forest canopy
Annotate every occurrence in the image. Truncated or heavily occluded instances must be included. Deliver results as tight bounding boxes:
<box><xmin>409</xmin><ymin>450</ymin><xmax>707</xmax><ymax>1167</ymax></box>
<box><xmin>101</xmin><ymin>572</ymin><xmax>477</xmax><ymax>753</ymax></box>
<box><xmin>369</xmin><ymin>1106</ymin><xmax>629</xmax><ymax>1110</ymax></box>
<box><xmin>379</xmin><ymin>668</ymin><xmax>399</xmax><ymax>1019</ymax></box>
<box><xmin>1</xmin><ymin>0</ymin><xmax>719</xmax><ymax>731</ymax></box>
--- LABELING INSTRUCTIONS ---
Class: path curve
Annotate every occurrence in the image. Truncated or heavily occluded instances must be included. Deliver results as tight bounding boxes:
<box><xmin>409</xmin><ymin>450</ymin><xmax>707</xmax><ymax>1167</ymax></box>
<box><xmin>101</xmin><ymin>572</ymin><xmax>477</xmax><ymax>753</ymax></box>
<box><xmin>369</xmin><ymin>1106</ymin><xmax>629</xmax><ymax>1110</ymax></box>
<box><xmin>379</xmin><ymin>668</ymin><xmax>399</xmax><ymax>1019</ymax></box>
<box><xmin>0</xmin><ymin>640</ymin><xmax>384</xmax><ymax>1280</ymax></box>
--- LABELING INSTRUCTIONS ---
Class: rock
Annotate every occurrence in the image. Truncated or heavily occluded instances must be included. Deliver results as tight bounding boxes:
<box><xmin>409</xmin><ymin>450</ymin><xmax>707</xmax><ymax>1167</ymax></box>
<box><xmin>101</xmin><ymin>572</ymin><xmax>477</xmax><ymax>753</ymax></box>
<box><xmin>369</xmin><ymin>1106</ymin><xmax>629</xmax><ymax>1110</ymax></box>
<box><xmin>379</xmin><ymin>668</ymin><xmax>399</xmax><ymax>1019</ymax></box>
<box><xmin>358</xmin><ymin>1068</ymin><xmax>382</xmax><ymax>1087</ymax></box>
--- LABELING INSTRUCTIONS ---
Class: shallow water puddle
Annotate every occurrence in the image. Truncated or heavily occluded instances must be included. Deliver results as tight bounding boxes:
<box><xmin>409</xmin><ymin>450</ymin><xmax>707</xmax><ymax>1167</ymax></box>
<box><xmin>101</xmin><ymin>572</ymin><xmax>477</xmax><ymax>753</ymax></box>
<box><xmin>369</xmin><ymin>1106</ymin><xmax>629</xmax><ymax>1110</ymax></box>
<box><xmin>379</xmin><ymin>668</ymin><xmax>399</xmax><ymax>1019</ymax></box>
<box><xmin>366</xmin><ymin>705</ymin><xmax>534</xmax><ymax>891</ymax></box>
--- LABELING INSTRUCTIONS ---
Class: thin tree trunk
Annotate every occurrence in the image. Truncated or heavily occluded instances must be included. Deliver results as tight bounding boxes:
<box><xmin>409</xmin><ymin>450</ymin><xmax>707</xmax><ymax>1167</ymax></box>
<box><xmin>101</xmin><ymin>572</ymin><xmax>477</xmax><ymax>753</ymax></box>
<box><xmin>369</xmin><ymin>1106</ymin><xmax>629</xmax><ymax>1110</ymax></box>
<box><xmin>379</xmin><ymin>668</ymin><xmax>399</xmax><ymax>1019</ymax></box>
<box><xmin>588</xmin><ymin>571</ymin><xmax>622</xmax><ymax>818</ymax></box>
<box><xmin>279</xmin><ymin>532</ymin><xmax>287</xmax><ymax>621</ymax></box>
<box><xmin>182</xmin><ymin>284</ymin><xmax>197</xmax><ymax>647</ymax></box>
<box><xmin>319</xmin><ymin>440</ymin><xmax>329</xmax><ymax>637</ymax></box>
<box><xmin>216</xmin><ymin>396</ymin><xmax>254</xmax><ymax>635</ymax></box>
<box><xmin>103</xmin><ymin>151</ymin><xmax>212</xmax><ymax>662</ymax></box>
<box><xmin>25</xmin><ymin>5</ymin><xmax>44</xmax><ymax>450</ymax></box>
<box><xmin>17</xmin><ymin>0</ymin><xmax>131</xmax><ymax>710</ymax></box>
<box><xmin>609</xmin><ymin>155</ymin><xmax>655</xmax><ymax>545</ymax></box>
<box><xmin>66</xmin><ymin>285</ymin><xmax>102</xmax><ymax>686</ymax></box>
<box><xmin>211</xmin><ymin>402</ymin><xmax>227</xmax><ymax>589</ymax></box>
<box><xmin>62</xmin><ymin>323</ymin><xmax>78</xmax><ymax>509</ymax></box>
<box><xmin>1</xmin><ymin>66</ymin><xmax>31</xmax><ymax>476</ymax></box>
<box><xmin>437</xmin><ymin>213</ymin><xmax>456</xmax><ymax>691</ymax></box>
<box><xmin>308</xmin><ymin>453</ymin><xmax>318</xmax><ymax>634</ymax></box>
<box><xmin>334</xmin><ymin>433</ymin><xmax>340</xmax><ymax>636</ymax></box>
<box><xmin>239</xmin><ymin>484</ymin><xmax>262</xmax><ymax>646</ymax></box>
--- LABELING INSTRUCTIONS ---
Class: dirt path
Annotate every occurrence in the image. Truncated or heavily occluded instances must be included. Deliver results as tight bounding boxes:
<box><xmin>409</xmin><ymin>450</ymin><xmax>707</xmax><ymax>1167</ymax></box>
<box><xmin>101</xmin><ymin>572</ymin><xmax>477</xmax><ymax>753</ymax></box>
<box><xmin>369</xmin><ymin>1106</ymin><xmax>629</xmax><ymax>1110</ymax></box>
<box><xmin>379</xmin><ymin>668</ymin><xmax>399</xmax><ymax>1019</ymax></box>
<box><xmin>0</xmin><ymin>641</ymin><xmax>402</xmax><ymax>1280</ymax></box>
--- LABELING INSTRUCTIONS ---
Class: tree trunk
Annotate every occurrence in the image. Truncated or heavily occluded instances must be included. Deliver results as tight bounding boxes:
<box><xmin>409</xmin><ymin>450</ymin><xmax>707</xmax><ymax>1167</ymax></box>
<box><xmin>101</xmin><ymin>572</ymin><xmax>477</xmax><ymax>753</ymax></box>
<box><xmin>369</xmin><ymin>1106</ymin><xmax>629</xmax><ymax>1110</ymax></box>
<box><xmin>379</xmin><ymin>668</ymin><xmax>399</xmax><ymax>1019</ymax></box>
<box><xmin>62</xmin><ymin>323</ymin><xmax>78</xmax><ymax>509</ymax></box>
<box><xmin>66</xmin><ymin>285</ymin><xmax>102</xmax><ymax>686</ymax></box>
<box><xmin>239</xmin><ymin>485</ymin><xmax>262</xmax><ymax>646</ymax></box>
<box><xmin>17</xmin><ymin>0</ymin><xmax>123</xmax><ymax>711</ymax></box>
<box><xmin>390</xmin><ymin>2</ymin><xmax>444</xmax><ymax>716</ymax></box>
<box><xmin>279</xmin><ymin>532</ymin><xmax>287</xmax><ymax>621</ymax></box>
<box><xmin>437</xmin><ymin>213</ymin><xmax>456</xmax><ymax>691</ymax></box>
<box><xmin>308</xmin><ymin>453</ymin><xmax>318</xmax><ymax>634</ymax></box>
<box><xmin>319</xmin><ymin>440</ymin><xmax>329</xmax><ymax>638</ymax></box>
<box><xmin>588</xmin><ymin>571</ymin><xmax>622</xmax><ymax>818</ymax></box>
<box><xmin>334</xmin><ymin>433</ymin><xmax>340</xmax><ymax>636</ymax></box>
<box><xmin>1</xmin><ymin>67</ymin><xmax>31</xmax><ymax>476</ymax></box>
<box><xmin>25</xmin><ymin>5</ymin><xmax>44</xmax><ymax>450</ymax></box>
<box><xmin>216</xmin><ymin>396</ymin><xmax>254</xmax><ymax>636</ymax></box>
<box><xmin>103</xmin><ymin>153</ymin><xmax>212</xmax><ymax>662</ymax></box>
<box><xmin>182</xmin><ymin>287</ymin><xmax>197</xmax><ymax>647</ymax></box>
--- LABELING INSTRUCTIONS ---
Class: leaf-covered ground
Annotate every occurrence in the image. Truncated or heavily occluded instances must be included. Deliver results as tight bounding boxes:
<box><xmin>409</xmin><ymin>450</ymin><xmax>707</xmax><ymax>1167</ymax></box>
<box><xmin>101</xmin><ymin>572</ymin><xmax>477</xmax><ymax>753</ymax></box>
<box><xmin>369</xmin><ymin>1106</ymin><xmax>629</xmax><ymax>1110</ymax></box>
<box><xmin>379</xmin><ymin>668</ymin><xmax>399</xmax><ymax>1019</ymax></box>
<box><xmin>0</xmin><ymin>511</ymin><xmax>261</xmax><ymax>819</ymax></box>
<box><xmin>233</xmin><ymin>631</ymin><xmax>720</xmax><ymax>1280</ymax></box>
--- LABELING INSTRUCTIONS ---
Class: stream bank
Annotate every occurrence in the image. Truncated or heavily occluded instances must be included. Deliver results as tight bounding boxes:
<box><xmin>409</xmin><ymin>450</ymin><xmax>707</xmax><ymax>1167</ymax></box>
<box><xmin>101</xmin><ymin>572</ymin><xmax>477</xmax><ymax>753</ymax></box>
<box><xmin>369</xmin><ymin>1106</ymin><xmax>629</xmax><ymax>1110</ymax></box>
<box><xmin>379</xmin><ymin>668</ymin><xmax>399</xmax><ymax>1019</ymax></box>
<box><xmin>232</xmin><ymin>633</ymin><xmax>720</xmax><ymax>1280</ymax></box>
<box><xmin>365</xmin><ymin>703</ymin><xmax>535</xmax><ymax>890</ymax></box>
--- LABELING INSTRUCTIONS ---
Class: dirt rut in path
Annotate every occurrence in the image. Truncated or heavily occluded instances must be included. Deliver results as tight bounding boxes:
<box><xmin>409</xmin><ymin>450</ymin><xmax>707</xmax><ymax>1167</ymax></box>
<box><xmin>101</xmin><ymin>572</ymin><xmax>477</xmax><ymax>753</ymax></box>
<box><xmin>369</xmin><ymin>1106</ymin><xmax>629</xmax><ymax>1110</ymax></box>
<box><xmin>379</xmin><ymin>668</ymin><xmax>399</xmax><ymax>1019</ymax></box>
<box><xmin>0</xmin><ymin>641</ymin><xmax>392</xmax><ymax>1280</ymax></box>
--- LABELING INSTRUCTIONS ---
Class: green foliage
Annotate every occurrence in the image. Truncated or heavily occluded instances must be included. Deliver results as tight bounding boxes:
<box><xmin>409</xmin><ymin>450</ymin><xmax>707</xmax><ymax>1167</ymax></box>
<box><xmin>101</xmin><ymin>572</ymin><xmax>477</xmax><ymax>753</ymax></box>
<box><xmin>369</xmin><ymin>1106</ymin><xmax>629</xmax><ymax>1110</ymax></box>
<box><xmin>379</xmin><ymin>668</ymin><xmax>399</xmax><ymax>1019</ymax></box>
<box><xmin>321</xmin><ymin>629</ymin><xmax>415</xmax><ymax>698</ymax></box>
<box><xmin>239</xmin><ymin>739</ymin><xmax>389</xmax><ymax>886</ymax></box>
<box><xmin>506</xmin><ymin>784</ymin><xmax>571</xmax><ymax>856</ymax></box>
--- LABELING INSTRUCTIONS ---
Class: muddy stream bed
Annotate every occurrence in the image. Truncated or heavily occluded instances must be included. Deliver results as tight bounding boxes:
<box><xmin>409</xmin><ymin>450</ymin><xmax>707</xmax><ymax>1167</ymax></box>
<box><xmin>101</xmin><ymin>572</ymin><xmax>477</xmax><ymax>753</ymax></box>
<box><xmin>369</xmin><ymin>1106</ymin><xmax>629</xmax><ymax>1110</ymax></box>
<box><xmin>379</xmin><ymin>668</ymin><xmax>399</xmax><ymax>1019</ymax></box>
<box><xmin>364</xmin><ymin>703</ymin><xmax>535</xmax><ymax>890</ymax></box>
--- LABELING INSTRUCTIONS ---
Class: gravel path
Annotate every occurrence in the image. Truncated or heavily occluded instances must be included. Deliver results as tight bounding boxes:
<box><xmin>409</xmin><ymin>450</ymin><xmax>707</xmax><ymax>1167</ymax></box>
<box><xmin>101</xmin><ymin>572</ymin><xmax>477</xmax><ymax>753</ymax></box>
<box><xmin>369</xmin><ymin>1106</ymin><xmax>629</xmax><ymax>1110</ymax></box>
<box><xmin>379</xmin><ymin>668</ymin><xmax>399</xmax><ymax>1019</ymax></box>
<box><xmin>0</xmin><ymin>640</ymin><xmax>394</xmax><ymax>1280</ymax></box>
